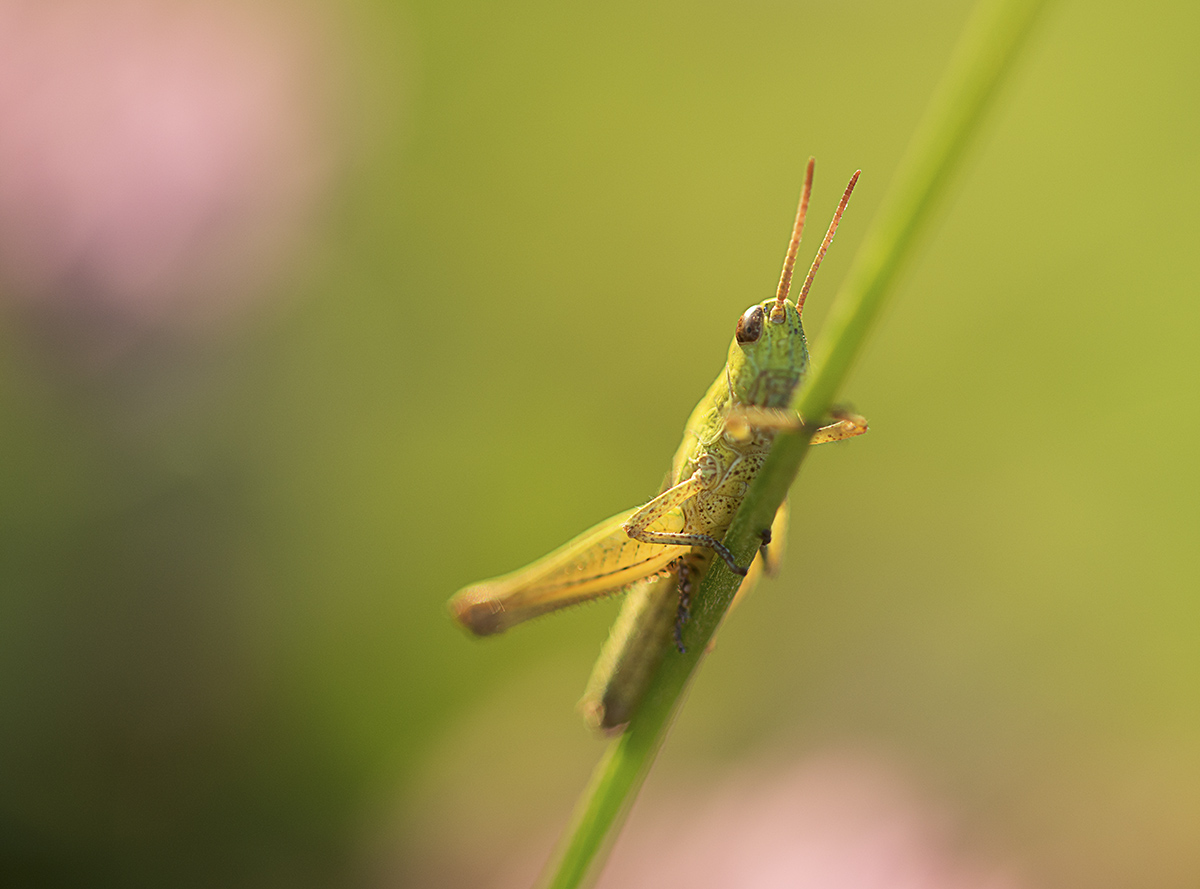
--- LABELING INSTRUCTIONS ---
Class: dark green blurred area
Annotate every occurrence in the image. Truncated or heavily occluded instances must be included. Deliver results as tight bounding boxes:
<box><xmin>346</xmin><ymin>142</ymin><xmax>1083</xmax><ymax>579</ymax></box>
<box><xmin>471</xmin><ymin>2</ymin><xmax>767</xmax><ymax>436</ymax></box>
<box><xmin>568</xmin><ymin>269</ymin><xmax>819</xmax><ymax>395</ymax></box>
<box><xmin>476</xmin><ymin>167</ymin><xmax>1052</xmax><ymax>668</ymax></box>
<box><xmin>2</xmin><ymin>0</ymin><xmax>1199</xmax><ymax>886</ymax></box>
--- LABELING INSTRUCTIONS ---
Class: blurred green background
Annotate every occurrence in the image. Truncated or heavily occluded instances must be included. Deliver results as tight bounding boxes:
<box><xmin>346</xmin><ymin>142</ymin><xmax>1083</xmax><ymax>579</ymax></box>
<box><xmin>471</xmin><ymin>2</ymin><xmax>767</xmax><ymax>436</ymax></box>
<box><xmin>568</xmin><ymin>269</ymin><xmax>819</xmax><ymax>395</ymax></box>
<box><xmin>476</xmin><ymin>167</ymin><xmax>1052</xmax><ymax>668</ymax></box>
<box><xmin>1</xmin><ymin>0</ymin><xmax>1198</xmax><ymax>886</ymax></box>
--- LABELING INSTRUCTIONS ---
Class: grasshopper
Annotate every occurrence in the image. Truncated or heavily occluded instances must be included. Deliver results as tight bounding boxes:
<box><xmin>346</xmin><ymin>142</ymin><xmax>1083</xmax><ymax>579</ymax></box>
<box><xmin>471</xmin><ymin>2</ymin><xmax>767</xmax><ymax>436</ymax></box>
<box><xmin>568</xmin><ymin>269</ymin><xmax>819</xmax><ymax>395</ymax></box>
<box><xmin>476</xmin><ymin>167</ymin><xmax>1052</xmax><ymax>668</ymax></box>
<box><xmin>450</xmin><ymin>159</ymin><xmax>867</xmax><ymax>730</ymax></box>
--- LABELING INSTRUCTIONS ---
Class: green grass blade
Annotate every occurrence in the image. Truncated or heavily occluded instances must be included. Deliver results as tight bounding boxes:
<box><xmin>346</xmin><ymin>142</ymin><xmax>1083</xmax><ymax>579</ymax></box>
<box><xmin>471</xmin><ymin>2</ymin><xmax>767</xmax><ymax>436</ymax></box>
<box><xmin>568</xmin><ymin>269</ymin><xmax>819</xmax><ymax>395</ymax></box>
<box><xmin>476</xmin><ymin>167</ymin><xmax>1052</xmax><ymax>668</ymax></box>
<box><xmin>538</xmin><ymin>1</ymin><xmax>1052</xmax><ymax>886</ymax></box>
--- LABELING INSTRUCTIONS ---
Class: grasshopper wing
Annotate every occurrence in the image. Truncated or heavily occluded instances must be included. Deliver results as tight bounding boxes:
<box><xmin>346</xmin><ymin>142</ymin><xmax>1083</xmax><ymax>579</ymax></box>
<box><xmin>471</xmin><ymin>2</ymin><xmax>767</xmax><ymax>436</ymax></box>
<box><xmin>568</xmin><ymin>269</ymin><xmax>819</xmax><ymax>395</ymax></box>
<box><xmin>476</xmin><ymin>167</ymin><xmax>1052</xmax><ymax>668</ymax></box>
<box><xmin>450</xmin><ymin>509</ymin><xmax>689</xmax><ymax>636</ymax></box>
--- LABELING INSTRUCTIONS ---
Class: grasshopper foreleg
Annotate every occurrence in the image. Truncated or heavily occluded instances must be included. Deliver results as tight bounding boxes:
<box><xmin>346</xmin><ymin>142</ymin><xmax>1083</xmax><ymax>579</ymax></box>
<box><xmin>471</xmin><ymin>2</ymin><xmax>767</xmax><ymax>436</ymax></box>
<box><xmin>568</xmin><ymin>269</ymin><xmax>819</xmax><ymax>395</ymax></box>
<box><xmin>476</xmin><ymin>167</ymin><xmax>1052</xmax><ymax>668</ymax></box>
<box><xmin>811</xmin><ymin>407</ymin><xmax>869</xmax><ymax>444</ymax></box>
<box><xmin>723</xmin><ymin>404</ymin><xmax>868</xmax><ymax>444</ymax></box>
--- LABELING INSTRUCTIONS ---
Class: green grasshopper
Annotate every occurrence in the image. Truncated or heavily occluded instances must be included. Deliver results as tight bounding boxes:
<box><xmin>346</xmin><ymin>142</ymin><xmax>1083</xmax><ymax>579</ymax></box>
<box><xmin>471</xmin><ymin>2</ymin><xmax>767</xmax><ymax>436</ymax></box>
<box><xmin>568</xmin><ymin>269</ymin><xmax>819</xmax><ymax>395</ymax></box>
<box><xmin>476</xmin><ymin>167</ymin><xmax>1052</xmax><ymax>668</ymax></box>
<box><xmin>450</xmin><ymin>159</ymin><xmax>867</xmax><ymax>731</ymax></box>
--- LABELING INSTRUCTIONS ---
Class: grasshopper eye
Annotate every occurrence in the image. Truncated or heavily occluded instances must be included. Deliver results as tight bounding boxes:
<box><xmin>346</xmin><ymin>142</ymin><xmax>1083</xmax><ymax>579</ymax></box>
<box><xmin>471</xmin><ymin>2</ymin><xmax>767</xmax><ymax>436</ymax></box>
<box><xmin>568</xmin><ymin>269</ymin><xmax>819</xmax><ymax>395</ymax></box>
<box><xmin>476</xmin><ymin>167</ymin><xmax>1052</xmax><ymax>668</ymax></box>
<box><xmin>735</xmin><ymin>306</ymin><xmax>764</xmax><ymax>345</ymax></box>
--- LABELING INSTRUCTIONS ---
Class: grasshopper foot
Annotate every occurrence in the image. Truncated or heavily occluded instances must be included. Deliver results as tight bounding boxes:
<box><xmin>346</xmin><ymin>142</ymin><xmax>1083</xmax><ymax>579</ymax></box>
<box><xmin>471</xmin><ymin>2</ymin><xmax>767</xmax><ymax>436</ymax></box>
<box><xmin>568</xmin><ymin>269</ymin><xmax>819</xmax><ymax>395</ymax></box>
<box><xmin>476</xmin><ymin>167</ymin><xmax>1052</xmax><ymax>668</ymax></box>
<box><xmin>712</xmin><ymin>540</ymin><xmax>749</xmax><ymax>576</ymax></box>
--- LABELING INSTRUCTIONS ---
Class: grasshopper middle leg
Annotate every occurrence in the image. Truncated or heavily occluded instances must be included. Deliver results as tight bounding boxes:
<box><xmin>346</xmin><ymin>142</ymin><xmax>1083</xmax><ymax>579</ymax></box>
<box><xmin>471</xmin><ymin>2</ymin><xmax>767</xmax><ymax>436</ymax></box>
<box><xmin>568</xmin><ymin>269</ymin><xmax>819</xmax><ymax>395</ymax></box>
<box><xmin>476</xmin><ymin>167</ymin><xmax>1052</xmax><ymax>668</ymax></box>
<box><xmin>622</xmin><ymin>458</ymin><xmax>749</xmax><ymax>576</ymax></box>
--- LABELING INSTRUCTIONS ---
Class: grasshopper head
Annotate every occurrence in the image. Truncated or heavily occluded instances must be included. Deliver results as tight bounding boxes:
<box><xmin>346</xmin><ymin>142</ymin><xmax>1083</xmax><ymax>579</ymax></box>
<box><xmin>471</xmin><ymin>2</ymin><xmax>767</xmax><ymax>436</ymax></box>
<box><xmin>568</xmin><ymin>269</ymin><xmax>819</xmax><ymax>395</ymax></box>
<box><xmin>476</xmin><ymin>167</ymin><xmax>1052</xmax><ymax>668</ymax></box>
<box><xmin>726</xmin><ymin>298</ymin><xmax>807</xmax><ymax>408</ymax></box>
<box><xmin>726</xmin><ymin>160</ymin><xmax>859</xmax><ymax>408</ymax></box>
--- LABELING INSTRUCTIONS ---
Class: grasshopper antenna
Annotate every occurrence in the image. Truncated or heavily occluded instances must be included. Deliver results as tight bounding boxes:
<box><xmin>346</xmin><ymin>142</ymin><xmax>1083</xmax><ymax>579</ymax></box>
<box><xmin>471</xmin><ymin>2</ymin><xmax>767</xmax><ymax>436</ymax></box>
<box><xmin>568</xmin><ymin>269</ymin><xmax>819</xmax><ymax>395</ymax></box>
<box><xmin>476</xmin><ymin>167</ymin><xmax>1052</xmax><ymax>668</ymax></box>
<box><xmin>772</xmin><ymin>157</ymin><xmax>815</xmax><ymax>323</ymax></box>
<box><xmin>795</xmin><ymin>169</ymin><xmax>860</xmax><ymax>314</ymax></box>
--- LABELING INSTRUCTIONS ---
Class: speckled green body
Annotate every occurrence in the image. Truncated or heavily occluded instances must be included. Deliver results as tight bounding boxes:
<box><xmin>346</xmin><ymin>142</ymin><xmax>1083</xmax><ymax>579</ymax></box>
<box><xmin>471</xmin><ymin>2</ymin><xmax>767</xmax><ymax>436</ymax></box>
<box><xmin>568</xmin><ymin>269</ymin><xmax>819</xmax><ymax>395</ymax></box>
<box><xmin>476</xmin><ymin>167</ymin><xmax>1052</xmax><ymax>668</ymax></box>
<box><xmin>580</xmin><ymin>298</ymin><xmax>810</xmax><ymax>730</ymax></box>
<box><xmin>670</xmin><ymin>300</ymin><xmax>808</xmax><ymax>544</ymax></box>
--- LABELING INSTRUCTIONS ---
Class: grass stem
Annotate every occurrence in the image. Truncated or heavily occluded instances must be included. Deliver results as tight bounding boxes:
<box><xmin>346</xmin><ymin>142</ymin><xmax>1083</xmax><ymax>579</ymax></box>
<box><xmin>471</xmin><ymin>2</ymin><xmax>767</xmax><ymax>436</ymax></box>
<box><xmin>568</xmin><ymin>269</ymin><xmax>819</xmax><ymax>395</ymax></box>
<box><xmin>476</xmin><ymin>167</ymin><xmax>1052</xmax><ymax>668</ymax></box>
<box><xmin>539</xmin><ymin>1</ymin><xmax>1051</xmax><ymax>885</ymax></box>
